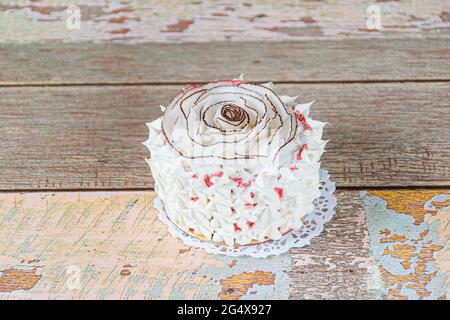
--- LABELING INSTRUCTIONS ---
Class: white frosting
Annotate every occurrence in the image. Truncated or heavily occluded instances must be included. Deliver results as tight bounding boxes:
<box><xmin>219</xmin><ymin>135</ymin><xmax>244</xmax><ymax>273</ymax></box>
<box><xmin>144</xmin><ymin>79</ymin><xmax>327</xmax><ymax>246</ymax></box>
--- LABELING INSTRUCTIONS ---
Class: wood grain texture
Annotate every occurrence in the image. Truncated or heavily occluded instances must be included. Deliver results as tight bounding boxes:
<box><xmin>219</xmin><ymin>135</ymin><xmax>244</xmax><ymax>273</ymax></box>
<box><xmin>289</xmin><ymin>191</ymin><xmax>378</xmax><ymax>299</ymax></box>
<box><xmin>1</xmin><ymin>38</ymin><xmax>449</xmax><ymax>85</ymax></box>
<box><xmin>0</xmin><ymin>82</ymin><xmax>449</xmax><ymax>191</ymax></box>
<box><xmin>0</xmin><ymin>0</ymin><xmax>449</xmax><ymax>44</ymax></box>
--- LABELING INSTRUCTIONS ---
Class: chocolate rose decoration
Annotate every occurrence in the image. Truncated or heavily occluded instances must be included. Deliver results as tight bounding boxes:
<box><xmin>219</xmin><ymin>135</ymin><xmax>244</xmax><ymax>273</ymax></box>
<box><xmin>162</xmin><ymin>80</ymin><xmax>298</xmax><ymax>163</ymax></box>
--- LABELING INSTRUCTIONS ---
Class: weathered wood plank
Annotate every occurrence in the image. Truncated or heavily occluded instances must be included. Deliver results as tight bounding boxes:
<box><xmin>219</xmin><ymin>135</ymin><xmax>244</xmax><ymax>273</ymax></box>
<box><xmin>0</xmin><ymin>191</ymin><xmax>291</xmax><ymax>300</ymax></box>
<box><xmin>289</xmin><ymin>189</ymin><xmax>450</xmax><ymax>300</ymax></box>
<box><xmin>0</xmin><ymin>189</ymin><xmax>448</xmax><ymax>299</ymax></box>
<box><xmin>0</xmin><ymin>82</ymin><xmax>449</xmax><ymax>190</ymax></box>
<box><xmin>1</xmin><ymin>39</ymin><xmax>449</xmax><ymax>85</ymax></box>
<box><xmin>0</xmin><ymin>0</ymin><xmax>449</xmax><ymax>44</ymax></box>
<box><xmin>289</xmin><ymin>191</ymin><xmax>377</xmax><ymax>299</ymax></box>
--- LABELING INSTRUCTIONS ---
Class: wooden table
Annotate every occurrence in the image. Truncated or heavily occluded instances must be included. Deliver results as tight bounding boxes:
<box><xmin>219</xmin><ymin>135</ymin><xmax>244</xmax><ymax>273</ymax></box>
<box><xmin>0</xmin><ymin>0</ymin><xmax>449</xmax><ymax>300</ymax></box>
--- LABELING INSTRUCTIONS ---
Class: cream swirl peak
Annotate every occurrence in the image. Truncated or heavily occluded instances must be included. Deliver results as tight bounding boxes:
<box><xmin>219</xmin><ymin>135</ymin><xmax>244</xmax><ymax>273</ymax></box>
<box><xmin>162</xmin><ymin>80</ymin><xmax>298</xmax><ymax>164</ymax></box>
<box><xmin>144</xmin><ymin>77</ymin><xmax>327</xmax><ymax>246</ymax></box>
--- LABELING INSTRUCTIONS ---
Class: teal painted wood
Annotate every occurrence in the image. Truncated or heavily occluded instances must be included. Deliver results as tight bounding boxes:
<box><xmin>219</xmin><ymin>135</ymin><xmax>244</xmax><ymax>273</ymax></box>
<box><xmin>361</xmin><ymin>190</ymin><xmax>450</xmax><ymax>300</ymax></box>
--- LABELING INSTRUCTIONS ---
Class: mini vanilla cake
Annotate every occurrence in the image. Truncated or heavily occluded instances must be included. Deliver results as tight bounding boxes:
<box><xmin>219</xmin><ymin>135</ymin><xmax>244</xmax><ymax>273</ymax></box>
<box><xmin>144</xmin><ymin>78</ymin><xmax>327</xmax><ymax>246</ymax></box>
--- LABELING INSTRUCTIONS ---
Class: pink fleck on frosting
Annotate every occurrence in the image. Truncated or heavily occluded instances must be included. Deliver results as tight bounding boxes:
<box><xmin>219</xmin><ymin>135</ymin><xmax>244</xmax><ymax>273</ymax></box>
<box><xmin>290</xmin><ymin>165</ymin><xmax>298</xmax><ymax>171</ymax></box>
<box><xmin>233</xmin><ymin>223</ymin><xmax>242</xmax><ymax>232</ymax></box>
<box><xmin>274</xmin><ymin>187</ymin><xmax>283</xmax><ymax>200</ymax></box>
<box><xmin>204</xmin><ymin>175</ymin><xmax>213</xmax><ymax>187</ymax></box>
<box><xmin>296</xmin><ymin>112</ymin><xmax>312</xmax><ymax>131</ymax></box>
<box><xmin>230</xmin><ymin>177</ymin><xmax>250</xmax><ymax>188</ymax></box>
<box><xmin>212</xmin><ymin>171</ymin><xmax>224</xmax><ymax>178</ymax></box>
<box><xmin>204</xmin><ymin>171</ymin><xmax>223</xmax><ymax>187</ymax></box>
<box><xmin>296</xmin><ymin>144</ymin><xmax>308</xmax><ymax>161</ymax></box>
<box><xmin>247</xmin><ymin>221</ymin><xmax>255</xmax><ymax>228</ymax></box>
<box><xmin>190</xmin><ymin>197</ymin><xmax>199</xmax><ymax>202</ymax></box>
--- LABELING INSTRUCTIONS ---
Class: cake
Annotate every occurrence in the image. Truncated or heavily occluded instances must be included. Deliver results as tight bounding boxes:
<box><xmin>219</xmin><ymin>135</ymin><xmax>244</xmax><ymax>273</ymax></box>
<box><xmin>144</xmin><ymin>78</ymin><xmax>327</xmax><ymax>246</ymax></box>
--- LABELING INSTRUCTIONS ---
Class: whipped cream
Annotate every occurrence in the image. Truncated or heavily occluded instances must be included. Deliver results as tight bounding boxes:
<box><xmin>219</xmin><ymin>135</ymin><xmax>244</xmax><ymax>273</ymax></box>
<box><xmin>144</xmin><ymin>79</ymin><xmax>327</xmax><ymax>246</ymax></box>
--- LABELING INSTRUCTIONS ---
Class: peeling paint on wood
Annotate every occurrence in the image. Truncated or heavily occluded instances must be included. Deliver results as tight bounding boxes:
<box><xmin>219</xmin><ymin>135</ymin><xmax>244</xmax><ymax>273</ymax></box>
<box><xmin>0</xmin><ymin>0</ymin><xmax>448</xmax><ymax>44</ymax></box>
<box><xmin>0</xmin><ymin>190</ymin><xmax>448</xmax><ymax>299</ymax></box>
<box><xmin>289</xmin><ymin>191</ymin><xmax>380</xmax><ymax>299</ymax></box>
<box><xmin>367</xmin><ymin>190</ymin><xmax>449</xmax><ymax>224</ymax></box>
<box><xmin>218</xmin><ymin>271</ymin><xmax>275</xmax><ymax>300</ymax></box>
<box><xmin>426</xmin><ymin>206</ymin><xmax>450</xmax><ymax>298</ymax></box>
<box><xmin>0</xmin><ymin>268</ymin><xmax>42</xmax><ymax>293</ymax></box>
<box><xmin>0</xmin><ymin>191</ymin><xmax>290</xmax><ymax>299</ymax></box>
<box><xmin>362</xmin><ymin>190</ymin><xmax>450</xmax><ymax>300</ymax></box>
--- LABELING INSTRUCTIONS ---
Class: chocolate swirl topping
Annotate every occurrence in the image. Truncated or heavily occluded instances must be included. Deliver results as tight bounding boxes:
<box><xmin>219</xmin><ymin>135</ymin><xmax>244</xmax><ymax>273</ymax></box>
<box><xmin>161</xmin><ymin>81</ymin><xmax>298</xmax><ymax>162</ymax></box>
<box><xmin>221</xmin><ymin>105</ymin><xmax>245</xmax><ymax>122</ymax></box>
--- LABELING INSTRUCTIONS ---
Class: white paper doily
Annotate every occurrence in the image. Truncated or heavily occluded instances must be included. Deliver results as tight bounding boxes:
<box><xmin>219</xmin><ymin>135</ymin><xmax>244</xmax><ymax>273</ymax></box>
<box><xmin>154</xmin><ymin>170</ymin><xmax>336</xmax><ymax>258</ymax></box>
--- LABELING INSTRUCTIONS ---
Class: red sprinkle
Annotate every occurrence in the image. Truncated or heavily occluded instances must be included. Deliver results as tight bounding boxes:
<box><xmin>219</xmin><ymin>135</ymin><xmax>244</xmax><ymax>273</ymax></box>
<box><xmin>233</xmin><ymin>223</ymin><xmax>242</xmax><ymax>232</ymax></box>
<box><xmin>190</xmin><ymin>197</ymin><xmax>199</xmax><ymax>202</ymax></box>
<box><xmin>231</xmin><ymin>207</ymin><xmax>236</xmax><ymax>213</ymax></box>
<box><xmin>296</xmin><ymin>144</ymin><xmax>308</xmax><ymax>161</ymax></box>
<box><xmin>295</xmin><ymin>112</ymin><xmax>312</xmax><ymax>131</ymax></box>
<box><xmin>290</xmin><ymin>165</ymin><xmax>298</xmax><ymax>171</ymax></box>
<box><xmin>274</xmin><ymin>187</ymin><xmax>283</xmax><ymax>200</ymax></box>
<box><xmin>204</xmin><ymin>175</ymin><xmax>213</xmax><ymax>187</ymax></box>
<box><xmin>247</xmin><ymin>221</ymin><xmax>255</xmax><ymax>228</ymax></box>
<box><xmin>230</xmin><ymin>177</ymin><xmax>250</xmax><ymax>188</ymax></box>
<box><xmin>192</xmin><ymin>174</ymin><xmax>198</xmax><ymax>179</ymax></box>
<box><xmin>250</xmin><ymin>192</ymin><xmax>255</xmax><ymax>198</ymax></box>
<box><xmin>244</xmin><ymin>203</ymin><xmax>257</xmax><ymax>208</ymax></box>
<box><xmin>204</xmin><ymin>171</ymin><xmax>223</xmax><ymax>187</ymax></box>
<box><xmin>230</xmin><ymin>177</ymin><xmax>242</xmax><ymax>184</ymax></box>
<box><xmin>212</xmin><ymin>171</ymin><xmax>224</xmax><ymax>178</ymax></box>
